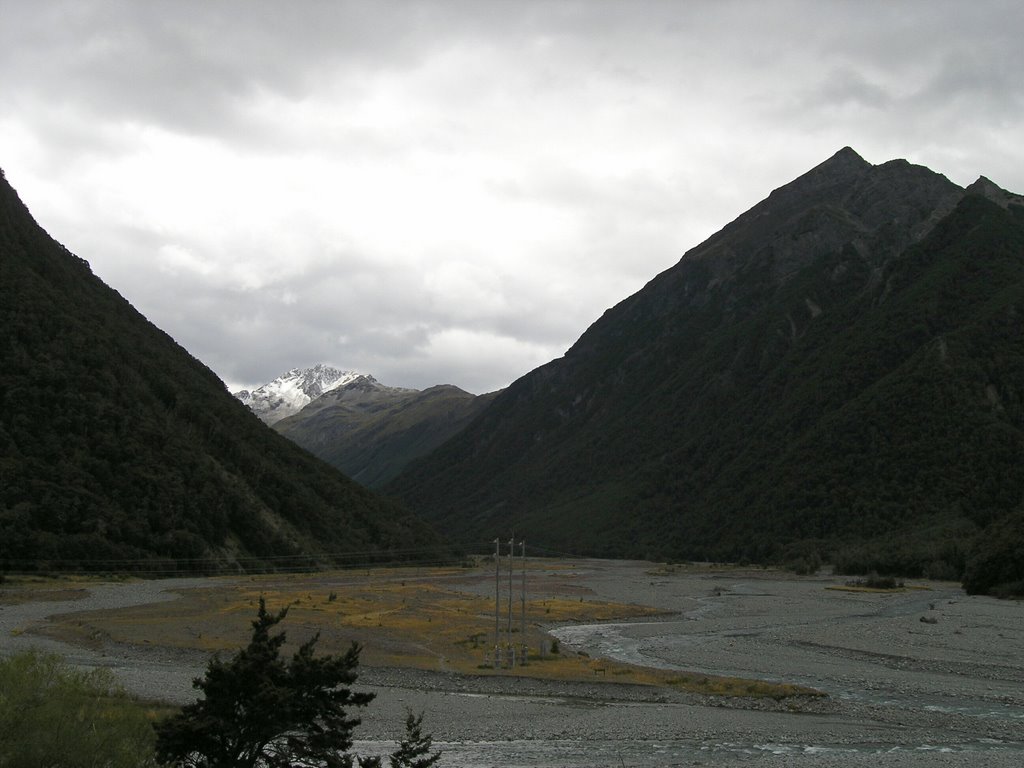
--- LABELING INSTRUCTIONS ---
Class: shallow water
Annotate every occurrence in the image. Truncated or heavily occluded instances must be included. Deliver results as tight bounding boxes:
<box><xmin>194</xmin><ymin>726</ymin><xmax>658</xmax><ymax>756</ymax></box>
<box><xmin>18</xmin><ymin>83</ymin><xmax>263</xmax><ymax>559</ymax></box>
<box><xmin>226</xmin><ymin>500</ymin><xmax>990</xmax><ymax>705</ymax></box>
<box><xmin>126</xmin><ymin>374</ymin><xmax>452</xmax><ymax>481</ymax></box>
<box><xmin>355</xmin><ymin>736</ymin><xmax>1024</xmax><ymax>767</ymax></box>
<box><xmin>551</xmin><ymin>618</ymin><xmax>1024</xmax><ymax>722</ymax></box>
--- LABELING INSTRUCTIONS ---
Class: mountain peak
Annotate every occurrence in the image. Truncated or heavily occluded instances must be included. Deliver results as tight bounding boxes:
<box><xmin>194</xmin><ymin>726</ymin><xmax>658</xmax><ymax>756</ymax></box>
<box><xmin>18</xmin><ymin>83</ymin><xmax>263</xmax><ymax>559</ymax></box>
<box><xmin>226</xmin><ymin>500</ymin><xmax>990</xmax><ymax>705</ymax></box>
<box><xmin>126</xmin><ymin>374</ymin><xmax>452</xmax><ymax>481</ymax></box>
<box><xmin>828</xmin><ymin>145</ymin><xmax>868</xmax><ymax>166</ymax></box>
<box><xmin>234</xmin><ymin>364</ymin><xmax>365</xmax><ymax>424</ymax></box>
<box><xmin>965</xmin><ymin>176</ymin><xmax>1024</xmax><ymax>209</ymax></box>
<box><xmin>799</xmin><ymin>146</ymin><xmax>872</xmax><ymax>185</ymax></box>
<box><xmin>669</xmin><ymin>146</ymin><xmax>959</xmax><ymax>297</ymax></box>
<box><xmin>388</xmin><ymin>150</ymin><xmax>1024</xmax><ymax>574</ymax></box>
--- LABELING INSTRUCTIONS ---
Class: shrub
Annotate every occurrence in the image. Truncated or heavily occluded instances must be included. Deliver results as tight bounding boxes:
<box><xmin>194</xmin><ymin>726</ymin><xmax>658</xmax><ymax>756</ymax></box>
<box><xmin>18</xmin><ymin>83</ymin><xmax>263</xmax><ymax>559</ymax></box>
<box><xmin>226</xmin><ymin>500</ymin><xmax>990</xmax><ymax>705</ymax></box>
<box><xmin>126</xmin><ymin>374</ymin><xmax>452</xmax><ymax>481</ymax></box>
<box><xmin>962</xmin><ymin>512</ymin><xmax>1024</xmax><ymax>596</ymax></box>
<box><xmin>154</xmin><ymin>598</ymin><xmax>440</xmax><ymax>768</ymax></box>
<box><xmin>844</xmin><ymin>572</ymin><xmax>903</xmax><ymax>590</ymax></box>
<box><xmin>0</xmin><ymin>650</ymin><xmax>158</xmax><ymax>768</ymax></box>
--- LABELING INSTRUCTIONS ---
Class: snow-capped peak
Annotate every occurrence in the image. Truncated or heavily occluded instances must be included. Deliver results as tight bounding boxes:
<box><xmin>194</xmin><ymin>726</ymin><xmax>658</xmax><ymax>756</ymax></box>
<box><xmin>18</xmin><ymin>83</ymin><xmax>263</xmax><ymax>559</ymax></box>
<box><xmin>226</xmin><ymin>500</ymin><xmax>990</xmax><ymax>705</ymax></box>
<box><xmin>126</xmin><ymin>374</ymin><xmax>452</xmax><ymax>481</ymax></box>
<box><xmin>234</xmin><ymin>364</ymin><xmax>364</xmax><ymax>425</ymax></box>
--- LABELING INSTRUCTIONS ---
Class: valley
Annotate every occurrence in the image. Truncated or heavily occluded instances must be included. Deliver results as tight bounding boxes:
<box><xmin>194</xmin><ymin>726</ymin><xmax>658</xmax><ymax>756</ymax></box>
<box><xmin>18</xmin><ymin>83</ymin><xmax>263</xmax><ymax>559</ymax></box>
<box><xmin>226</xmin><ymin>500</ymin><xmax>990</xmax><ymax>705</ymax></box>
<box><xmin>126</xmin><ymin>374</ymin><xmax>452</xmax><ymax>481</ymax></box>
<box><xmin>2</xmin><ymin>559</ymin><xmax>1022</xmax><ymax>766</ymax></box>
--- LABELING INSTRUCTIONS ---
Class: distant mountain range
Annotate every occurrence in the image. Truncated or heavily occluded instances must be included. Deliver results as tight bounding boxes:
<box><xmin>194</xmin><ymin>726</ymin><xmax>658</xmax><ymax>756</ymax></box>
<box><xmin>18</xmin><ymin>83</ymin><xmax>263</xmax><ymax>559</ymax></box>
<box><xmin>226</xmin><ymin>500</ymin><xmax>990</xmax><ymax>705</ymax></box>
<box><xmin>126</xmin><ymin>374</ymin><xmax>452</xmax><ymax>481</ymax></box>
<box><xmin>0</xmin><ymin>168</ymin><xmax>444</xmax><ymax>572</ymax></box>
<box><xmin>237</xmin><ymin>367</ymin><xmax>495</xmax><ymax>488</ymax></box>
<box><xmin>387</xmin><ymin>148</ymin><xmax>1024</xmax><ymax>593</ymax></box>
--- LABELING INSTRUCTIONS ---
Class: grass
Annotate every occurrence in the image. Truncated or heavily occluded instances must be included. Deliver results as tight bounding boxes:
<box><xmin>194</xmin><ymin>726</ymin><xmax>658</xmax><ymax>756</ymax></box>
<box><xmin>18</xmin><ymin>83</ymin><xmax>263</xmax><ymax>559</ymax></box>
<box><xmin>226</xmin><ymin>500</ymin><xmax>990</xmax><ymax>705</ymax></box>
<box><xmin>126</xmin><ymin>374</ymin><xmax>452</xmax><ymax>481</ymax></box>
<box><xmin>20</xmin><ymin>562</ymin><xmax>822</xmax><ymax>700</ymax></box>
<box><xmin>826</xmin><ymin>573</ymin><xmax>935</xmax><ymax>593</ymax></box>
<box><xmin>0</xmin><ymin>573</ymin><xmax>108</xmax><ymax>605</ymax></box>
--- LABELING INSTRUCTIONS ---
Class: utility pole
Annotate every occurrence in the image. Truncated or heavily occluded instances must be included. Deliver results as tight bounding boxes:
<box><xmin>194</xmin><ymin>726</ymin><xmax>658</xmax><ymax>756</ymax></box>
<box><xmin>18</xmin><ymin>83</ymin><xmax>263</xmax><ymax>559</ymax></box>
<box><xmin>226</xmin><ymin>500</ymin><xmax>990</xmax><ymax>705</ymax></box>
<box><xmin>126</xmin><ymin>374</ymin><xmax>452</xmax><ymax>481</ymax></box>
<box><xmin>494</xmin><ymin>538</ymin><xmax>501</xmax><ymax>669</ymax></box>
<box><xmin>520</xmin><ymin>540</ymin><xmax>528</xmax><ymax>665</ymax></box>
<box><xmin>507</xmin><ymin>535</ymin><xmax>515</xmax><ymax>668</ymax></box>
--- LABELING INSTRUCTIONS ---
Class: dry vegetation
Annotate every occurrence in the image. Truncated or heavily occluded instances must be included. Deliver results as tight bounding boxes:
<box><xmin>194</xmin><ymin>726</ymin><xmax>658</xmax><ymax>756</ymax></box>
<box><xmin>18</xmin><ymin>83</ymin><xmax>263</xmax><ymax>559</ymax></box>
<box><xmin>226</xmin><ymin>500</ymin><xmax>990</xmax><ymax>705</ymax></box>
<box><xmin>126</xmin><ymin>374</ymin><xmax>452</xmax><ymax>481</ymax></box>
<box><xmin>0</xmin><ymin>574</ymin><xmax>105</xmax><ymax>605</ymax></box>
<box><xmin>23</xmin><ymin>561</ymin><xmax>820</xmax><ymax>699</ymax></box>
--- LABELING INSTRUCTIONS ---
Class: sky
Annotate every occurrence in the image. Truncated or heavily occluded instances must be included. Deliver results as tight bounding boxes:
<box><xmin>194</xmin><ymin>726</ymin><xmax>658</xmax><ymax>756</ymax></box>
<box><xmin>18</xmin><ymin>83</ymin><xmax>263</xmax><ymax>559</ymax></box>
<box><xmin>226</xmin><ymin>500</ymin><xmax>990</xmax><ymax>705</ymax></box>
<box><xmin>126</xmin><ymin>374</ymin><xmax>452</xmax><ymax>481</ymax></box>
<box><xmin>3</xmin><ymin>1</ymin><xmax>1023</xmax><ymax>395</ymax></box>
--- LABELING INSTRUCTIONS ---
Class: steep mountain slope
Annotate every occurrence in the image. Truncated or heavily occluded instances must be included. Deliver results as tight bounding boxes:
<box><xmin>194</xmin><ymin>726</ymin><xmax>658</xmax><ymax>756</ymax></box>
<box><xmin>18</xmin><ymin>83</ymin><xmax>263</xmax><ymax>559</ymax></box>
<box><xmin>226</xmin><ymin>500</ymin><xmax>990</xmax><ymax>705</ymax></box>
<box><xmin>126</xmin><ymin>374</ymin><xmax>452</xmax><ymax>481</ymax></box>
<box><xmin>274</xmin><ymin>376</ymin><xmax>497</xmax><ymax>488</ymax></box>
<box><xmin>389</xmin><ymin>149</ymin><xmax>1024</xmax><ymax>579</ymax></box>
<box><xmin>0</xmin><ymin>169</ymin><xmax>443</xmax><ymax>572</ymax></box>
<box><xmin>235</xmin><ymin>364</ymin><xmax>363</xmax><ymax>425</ymax></box>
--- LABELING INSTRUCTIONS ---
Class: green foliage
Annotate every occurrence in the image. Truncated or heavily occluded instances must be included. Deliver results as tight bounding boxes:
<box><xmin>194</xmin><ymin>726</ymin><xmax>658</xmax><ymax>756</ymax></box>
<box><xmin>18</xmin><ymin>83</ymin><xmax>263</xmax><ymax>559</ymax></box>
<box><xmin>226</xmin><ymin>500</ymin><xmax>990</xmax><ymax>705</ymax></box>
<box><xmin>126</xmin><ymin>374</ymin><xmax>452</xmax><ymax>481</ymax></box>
<box><xmin>785</xmin><ymin>551</ymin><xmax>822</xmax><ymax>576</ymax></box>
<box><xmin>389</xmin><ymin>711</ymin><xmax>442</xmax><ymax>768</ymax></box>
<box><xmin>0</xmin><ymin>650</ymin><xmax>158</xmax><ymax>768</ymax></box>
<box><xmin>153</xmin><ymin>599</ymin><xmax>441</xmax><ymax>767</ymax></box>
<box><xmin>155</xmin><ymin>598</ymin><xmax>377</xmax><ymax>767</ymax></box>
<box><xmin>844</xmin><ymin>573</ymin><xmax>904</xmax><ymax>590</ymax></box>
<box><xmin>962</xmin><ymin>512</ymin><xmax>1024</xmax><ymax>596</ymax></box>
<box><xmin>832</xmin><ymin>535</ymin><xmax>968</xmax><ymax>581</ymax></box>
<box><xmin>0</xmin><ymin>171</ymin><xmax>444</xmax><ymax>573</ymax></box>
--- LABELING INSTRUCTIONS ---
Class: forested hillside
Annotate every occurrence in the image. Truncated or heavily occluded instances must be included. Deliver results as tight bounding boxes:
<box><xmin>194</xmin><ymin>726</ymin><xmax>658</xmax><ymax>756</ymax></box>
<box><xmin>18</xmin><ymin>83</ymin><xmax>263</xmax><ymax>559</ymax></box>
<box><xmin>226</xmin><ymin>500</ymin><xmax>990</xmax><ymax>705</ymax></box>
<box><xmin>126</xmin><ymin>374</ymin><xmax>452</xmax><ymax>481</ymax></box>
<box><xmin>0</xmin><ymin>169</ymin><xmax>443</xmax><ymax>573</ymax></box>
<box><xmin>389</xmin><ymin>150</ymin><xmax>1024</xmax><ymax>593</ymax></box>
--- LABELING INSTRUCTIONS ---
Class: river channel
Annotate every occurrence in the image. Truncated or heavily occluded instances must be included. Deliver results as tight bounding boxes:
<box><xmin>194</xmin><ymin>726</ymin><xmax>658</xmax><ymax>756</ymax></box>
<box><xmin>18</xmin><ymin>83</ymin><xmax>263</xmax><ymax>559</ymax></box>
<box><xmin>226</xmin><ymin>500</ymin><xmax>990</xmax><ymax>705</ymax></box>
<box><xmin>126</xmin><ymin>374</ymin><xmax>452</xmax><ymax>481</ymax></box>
<box><xmin>3</xmin><ymin>562</ymin><xmax>1024</xmax><ymax>766</ymax></box>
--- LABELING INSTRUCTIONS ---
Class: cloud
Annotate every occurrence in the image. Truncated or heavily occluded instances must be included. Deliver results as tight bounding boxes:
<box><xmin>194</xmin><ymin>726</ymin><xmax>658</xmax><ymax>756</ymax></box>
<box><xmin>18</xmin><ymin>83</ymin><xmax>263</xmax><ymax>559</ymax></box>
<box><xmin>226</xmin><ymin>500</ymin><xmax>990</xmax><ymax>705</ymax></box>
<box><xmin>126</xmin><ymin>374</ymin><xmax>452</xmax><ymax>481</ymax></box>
<box><xmin>2</xmin><ymin>0</ymin><xmax>1023</xmax><ymax>396</ymax></box>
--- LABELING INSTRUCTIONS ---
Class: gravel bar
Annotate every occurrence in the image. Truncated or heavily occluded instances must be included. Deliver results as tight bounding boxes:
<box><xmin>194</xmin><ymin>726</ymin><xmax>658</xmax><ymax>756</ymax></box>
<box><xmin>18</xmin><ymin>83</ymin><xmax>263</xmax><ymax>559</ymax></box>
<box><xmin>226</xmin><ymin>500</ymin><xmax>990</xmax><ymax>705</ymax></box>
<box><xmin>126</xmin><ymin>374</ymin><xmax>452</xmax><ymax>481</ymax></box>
<box><xmin>3</xmin><ymin>562</ymin><xmax>1023</xmax><ymax>767</ymax></box>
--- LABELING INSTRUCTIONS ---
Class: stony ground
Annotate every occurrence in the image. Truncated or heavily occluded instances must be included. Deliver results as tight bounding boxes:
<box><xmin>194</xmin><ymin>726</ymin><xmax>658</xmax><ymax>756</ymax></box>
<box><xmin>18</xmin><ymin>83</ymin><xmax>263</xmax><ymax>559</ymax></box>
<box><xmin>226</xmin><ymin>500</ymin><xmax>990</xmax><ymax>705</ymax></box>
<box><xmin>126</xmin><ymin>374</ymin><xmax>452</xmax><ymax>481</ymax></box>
<box><xmin>2</xmin><ymin>561</ymin><xmax>1023</xmax><ymax>766</ymax></box>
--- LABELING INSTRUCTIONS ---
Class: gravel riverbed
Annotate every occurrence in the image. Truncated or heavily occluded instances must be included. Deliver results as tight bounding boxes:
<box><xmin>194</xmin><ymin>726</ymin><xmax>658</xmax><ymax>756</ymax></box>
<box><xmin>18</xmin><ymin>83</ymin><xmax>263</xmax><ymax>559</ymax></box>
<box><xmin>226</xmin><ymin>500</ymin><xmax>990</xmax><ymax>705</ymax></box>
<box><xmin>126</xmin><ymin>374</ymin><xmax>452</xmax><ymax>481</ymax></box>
<box><xmin>3</xmin><ymin>562</ymin><xmax>1023</xmax><ymax>766</ymax></box>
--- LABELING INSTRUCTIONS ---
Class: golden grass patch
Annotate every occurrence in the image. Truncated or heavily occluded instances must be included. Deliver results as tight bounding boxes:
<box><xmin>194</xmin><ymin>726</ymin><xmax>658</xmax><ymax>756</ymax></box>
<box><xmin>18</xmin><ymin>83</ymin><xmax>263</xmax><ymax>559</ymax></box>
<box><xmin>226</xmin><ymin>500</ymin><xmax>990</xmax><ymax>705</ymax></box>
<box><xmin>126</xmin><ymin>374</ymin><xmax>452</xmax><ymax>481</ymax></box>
<box><xmin>0</xmin><ymin>587</ymin><xmax>91</xmax><ymax>605</ymax></box>
<box><xmin>28</xmin><ymin>563</ymin><xmax>819</xmax><ymax>700</ymax></box>
<box><xmin>0</xmin><ymin>573</ymin><xmax>121</xmax><ymax>605</ymax></box>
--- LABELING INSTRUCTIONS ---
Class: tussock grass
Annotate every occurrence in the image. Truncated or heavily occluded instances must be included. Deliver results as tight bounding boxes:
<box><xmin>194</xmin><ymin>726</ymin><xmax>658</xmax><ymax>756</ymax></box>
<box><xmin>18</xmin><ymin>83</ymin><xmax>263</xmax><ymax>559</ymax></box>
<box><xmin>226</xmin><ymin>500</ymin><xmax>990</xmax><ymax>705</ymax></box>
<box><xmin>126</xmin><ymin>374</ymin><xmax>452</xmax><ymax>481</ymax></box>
<box><xmin>664</xmin><ymin>671</ymin><xmax>822</xmax><ymax>699</ymax></box>
<box><xmin>0</xmin><ymin>586</ymin><xmax>91</xmax><ymax>605</ymax></box>
<box><xmin>27</xmin><ymin>563</ymin><xmax>819</xmax><ymax>700</ymax></box>
<box><xmin>0</xmin><ymin>573</ymin><xmax>112</xmax><ymax>605</ymax></box>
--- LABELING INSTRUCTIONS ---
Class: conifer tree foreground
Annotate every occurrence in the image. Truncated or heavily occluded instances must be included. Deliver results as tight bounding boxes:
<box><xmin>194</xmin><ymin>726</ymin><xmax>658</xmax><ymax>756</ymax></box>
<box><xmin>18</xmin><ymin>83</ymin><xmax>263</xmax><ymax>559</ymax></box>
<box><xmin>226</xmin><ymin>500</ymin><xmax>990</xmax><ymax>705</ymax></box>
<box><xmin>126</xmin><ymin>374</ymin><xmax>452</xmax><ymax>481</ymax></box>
<box><xmin>155</xmin><ymin>599</ymin><xmax>439</xmax><ymax>768</ymax></box>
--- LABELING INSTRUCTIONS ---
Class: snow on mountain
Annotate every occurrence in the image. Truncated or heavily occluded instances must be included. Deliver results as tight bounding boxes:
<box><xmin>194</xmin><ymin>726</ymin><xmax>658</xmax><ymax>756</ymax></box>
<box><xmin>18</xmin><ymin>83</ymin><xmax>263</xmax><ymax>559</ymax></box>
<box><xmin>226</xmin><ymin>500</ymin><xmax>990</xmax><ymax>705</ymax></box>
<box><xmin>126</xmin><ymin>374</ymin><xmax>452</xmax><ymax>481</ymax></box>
<box><xmin>234</xmin><ymin>364</ymin><xmax>364</xmax><ymax>425</ymax></box>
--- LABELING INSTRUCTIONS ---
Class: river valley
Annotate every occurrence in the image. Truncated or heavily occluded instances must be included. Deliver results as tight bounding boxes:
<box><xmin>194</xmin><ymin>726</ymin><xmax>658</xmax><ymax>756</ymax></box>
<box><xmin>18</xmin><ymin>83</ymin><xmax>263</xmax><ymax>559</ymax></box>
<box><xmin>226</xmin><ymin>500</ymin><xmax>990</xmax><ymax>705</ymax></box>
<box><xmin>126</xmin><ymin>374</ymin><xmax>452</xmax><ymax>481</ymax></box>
<box><xmin>2</xmin><ymin>560</ymin><xmax>1023</xmax><ymax>766</ymax></box>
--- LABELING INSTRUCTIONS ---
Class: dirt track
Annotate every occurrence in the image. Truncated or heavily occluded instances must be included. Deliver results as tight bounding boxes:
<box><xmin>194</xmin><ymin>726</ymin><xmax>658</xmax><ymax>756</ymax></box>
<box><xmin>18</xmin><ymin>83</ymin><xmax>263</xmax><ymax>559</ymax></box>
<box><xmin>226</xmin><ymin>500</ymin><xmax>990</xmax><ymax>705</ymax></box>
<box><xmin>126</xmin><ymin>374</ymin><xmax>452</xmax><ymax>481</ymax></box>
<box><xmin>2</xmin><ymin>561</ymin><xmax>1023</xmax><ymax>766</ymax></box>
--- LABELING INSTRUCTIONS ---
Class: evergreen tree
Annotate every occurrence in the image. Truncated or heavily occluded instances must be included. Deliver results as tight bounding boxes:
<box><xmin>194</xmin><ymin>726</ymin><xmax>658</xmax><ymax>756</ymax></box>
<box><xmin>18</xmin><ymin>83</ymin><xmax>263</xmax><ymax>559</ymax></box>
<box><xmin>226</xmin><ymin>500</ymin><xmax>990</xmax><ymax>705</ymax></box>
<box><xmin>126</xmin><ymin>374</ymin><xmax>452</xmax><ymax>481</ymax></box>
<box><xmin>155</xmin><ymin>598</ymin><xmax>379</xmax><ymax>768</ymax></box>
<box><xmin>389</xmin><ymin>711</ymin><xmax>442</xmax><ymax>768</ymax></box>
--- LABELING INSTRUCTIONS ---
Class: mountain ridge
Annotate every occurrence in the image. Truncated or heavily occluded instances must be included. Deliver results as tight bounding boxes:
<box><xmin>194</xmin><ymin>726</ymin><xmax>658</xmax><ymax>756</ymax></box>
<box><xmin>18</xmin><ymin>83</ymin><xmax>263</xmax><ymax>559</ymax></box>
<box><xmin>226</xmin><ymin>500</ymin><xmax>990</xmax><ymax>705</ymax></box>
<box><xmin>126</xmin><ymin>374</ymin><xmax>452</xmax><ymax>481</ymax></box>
<box><xmin>272</xmin><ymin>373</ymin><xmax>497</xmax><ymax>488</ymax></box>
<box><xmin>0</xmin><ymin>168</ymin><xmax>444</xmax><ymax>572</ymax></box>
<box><xmin>387</xmin><ymin>150</ymin><xmax>1024</xmax><ymax>591</ymax></box>
<box><xmin>235</xmin><ymin>364</ymin><xmax>367</xmax><ymax>425</ymax></box>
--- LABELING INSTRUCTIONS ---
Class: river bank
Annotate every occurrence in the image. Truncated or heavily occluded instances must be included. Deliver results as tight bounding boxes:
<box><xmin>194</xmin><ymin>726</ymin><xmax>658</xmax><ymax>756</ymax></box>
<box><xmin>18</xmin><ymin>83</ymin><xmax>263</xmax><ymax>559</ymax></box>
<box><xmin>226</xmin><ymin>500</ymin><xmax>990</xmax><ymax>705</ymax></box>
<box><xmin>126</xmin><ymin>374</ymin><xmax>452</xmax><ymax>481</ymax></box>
<box><xmin>2</xmin><ymin>560</ymin><xmax>1023</xmax><ymax>766</ymax></box>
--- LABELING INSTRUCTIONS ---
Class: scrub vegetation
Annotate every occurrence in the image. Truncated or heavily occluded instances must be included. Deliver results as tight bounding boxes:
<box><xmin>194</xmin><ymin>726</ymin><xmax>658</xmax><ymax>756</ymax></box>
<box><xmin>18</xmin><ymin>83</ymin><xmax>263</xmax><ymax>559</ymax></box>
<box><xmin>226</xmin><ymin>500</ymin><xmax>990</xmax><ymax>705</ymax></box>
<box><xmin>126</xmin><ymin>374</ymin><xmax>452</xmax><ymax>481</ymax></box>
<box><xmin>0</xmin><ymin>650</ymin><xmax>162</xmax><ymax>768</ymax></box>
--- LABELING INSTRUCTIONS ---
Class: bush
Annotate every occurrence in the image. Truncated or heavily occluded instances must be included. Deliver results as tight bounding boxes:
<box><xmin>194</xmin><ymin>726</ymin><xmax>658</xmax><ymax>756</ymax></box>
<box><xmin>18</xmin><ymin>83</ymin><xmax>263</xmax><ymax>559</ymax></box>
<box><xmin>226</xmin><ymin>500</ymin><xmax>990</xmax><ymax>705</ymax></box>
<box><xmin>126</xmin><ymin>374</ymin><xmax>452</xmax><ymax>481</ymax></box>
<box><xmin>786</xmin><ymin>551</ymin><xmax>822</xmax><ymax>575</ymax></box>
<box><xmin>154</xmin><ymin>598</ymin><xmax>440</xmax><ymax>768</ymax></box>
<box><xmin>963</xmin><ymin>513</ymin><xmax>1024</xmax><ymax>596</ymax></box>
<box><xmin>0</xmin><ymin>650</ymin><xmax>158</xmax><ymax>768</ymax></box>
<box><xmin>845</xmin><ymin>572</ymin><xmax>903</xmax><ymax>590</ymax></box>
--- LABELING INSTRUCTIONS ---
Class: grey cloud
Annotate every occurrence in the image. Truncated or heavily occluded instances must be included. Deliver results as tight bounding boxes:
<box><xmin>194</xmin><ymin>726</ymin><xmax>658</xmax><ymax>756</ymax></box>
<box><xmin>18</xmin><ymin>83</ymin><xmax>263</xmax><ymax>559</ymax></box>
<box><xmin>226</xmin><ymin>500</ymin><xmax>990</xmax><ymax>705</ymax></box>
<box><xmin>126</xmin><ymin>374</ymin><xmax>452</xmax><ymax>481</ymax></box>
<box><xmin>6</xmin><ymin>0</ymin><xmax>1024</xmax><ymax>399</ymax></box>
<box><xmin>913</xmin><ymin>48</ymin><xmax>1024</xmax><ymax>121</ymax></box>
<box><xmin>803</xmin><ymin>68</ymin><xmax>894</xmax><ymax>112</ymax></box>
<box><xmin>2</xmin><ymin>1</ymin><xmax>450</xmax><ymax>140</ymax></box>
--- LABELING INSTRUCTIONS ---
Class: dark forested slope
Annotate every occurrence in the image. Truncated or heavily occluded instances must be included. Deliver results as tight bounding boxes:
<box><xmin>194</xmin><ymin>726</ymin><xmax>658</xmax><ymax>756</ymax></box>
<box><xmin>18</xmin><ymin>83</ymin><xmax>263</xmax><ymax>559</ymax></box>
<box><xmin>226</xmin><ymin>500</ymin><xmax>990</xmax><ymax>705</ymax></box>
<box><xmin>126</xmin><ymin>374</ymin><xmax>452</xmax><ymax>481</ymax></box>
<box><xmin>389</xmin><ymin>149</ymin><xmax>1024</xmax><ymax>588</ymax></box>
<box><xmin>0</xmin><ymin>169</ymin><xmax>442</xmax><ymax>572</ymax></box>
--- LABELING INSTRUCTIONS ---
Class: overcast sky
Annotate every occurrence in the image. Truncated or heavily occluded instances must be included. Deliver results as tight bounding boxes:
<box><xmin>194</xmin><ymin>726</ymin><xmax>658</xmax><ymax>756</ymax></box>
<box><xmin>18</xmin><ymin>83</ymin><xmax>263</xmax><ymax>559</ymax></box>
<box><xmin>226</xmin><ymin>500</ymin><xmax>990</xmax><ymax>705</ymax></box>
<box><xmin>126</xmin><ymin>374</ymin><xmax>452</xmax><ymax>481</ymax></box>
<box><xmin>3</xmin><ymin>1</ymin><xmax>1023</xmax><ymax>394</ymax></box>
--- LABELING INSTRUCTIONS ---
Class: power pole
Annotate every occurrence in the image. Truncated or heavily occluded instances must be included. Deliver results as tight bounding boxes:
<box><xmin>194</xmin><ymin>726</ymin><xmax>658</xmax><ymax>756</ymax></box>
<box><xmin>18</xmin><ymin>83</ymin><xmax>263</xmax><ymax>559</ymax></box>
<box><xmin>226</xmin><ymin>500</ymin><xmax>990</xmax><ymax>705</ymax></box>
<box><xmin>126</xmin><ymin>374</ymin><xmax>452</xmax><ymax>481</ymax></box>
<box><xmin>520</xmin><ymin>540</ymin><xmax>528</xmax><ymax>665</ymax></box>
<box><xmin>494</xmin><ymin>537</ymin><xmax>501</xmax><ymax>669</ymax></box>
<box><xmin>507</xmin><ymin>535</ymin><xmax>515</xmax><ymax>668</ymax></box>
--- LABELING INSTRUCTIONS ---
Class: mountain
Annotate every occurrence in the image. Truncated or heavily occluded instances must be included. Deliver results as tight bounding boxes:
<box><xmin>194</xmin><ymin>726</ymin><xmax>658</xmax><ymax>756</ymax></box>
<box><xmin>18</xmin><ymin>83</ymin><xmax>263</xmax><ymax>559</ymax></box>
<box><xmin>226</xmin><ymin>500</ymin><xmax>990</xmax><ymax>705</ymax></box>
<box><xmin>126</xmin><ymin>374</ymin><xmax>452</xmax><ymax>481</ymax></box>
<box><xmin>274</xmin><ymin>376</ymin><xmax>497</xmax><ymax>488</ymax></box>
<box><xmin>234</xmin><ymin>364</ymin><xmax>363</xmax><ymax>425</ymax></box>
<box><xmin>388</xmin><ymin>148</ymin><xmax>1024</xmax><ymax>590</ymax></box>
<box><xmin>0</xmin><ymin>168</ymin><xmax>444</xmax><ymax>573</ymax></box>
